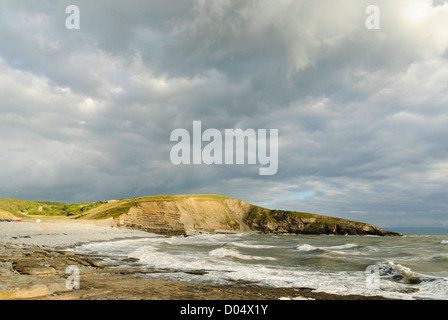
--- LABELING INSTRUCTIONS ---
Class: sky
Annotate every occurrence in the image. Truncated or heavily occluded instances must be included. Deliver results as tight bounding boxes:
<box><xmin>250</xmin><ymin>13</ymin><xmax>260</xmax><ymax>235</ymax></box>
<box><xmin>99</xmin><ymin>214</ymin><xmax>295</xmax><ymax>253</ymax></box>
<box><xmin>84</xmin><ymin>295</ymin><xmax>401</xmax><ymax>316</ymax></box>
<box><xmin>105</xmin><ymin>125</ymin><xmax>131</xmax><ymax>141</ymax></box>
<box><xmin>1</xmin><ymin>0</ymin><xmax>448</xmax><ymax>229</ymax></box>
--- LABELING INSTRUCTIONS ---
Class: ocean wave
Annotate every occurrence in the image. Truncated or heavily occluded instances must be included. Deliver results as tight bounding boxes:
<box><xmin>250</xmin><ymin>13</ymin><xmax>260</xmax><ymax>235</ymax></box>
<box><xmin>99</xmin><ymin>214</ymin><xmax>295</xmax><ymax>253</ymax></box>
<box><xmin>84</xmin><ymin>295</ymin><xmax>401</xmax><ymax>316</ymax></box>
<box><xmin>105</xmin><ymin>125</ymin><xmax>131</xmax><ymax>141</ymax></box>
<box><xmin>376</xmin><ymin>261</ymin><xmax>424</xmax><ymax>285</ymax></box>
<box><xmin>226</xmin><ymin>241</ymin><xmax>277</xmax><ymax>249</ymax></box>
<box><xmin>325</xmin><ymin>243</ymin><xmax>359</xmax><ymax>250</ymax></box>
<box><xmin>430</xmin><ymin>255</ymin><xmax>448</xmax><ymax>263</ymax></box>
<box><xmin>295</xmin><ymin>244</ymin><xmax>320</xmax><ymax>252</ymax></box>
<box><xmin>163</xmin><ymin>233</ymin><xmax>239</xmax><ymax>245</ymax></box>
<box><xmin>129</xmin><ymin>245</ymin><xmax>158</xmax><ymax>257</ymax></box>
<box><xmin>209</xmin><ymin>248</ymin><xmax>276</xmax><ymax>261</ymax></box>
<box><xmin>374</xmin><ymin>261</ymin><xmax>448</xmax><ymax>299</ymax></box>
<box><xmin>295</xmin><ymin>243</ymin><xmax>360</xmax><ymax>253</ymax></box>
<box><xmin>129</xmin><ymin>245</ymin><xmax>211</xmax><ymax>270</ymax></box>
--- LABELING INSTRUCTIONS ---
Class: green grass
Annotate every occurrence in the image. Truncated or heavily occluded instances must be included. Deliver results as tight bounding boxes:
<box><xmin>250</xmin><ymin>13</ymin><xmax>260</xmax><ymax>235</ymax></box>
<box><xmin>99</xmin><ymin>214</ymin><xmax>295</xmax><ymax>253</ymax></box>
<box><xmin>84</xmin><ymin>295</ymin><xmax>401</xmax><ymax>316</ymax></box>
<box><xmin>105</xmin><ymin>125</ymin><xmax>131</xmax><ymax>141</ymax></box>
<box><xmin>0</xmin><ymin>208</ymin><xmax>16</xmax><ymax>218</ymax></box>
<box><xmin>246</xmin><ymin>208</ymin><xmax>319</xmax><ymax>222</ymax></box>
<box><xmin>222</xmin><ymin>213</ymin><xmax>240</xmax><ymax>230</ymax></box>
<box><xmin>79</xmin><ymin>200</ymin><xmax>139</xmax><ymax>220</ymax></box>
<box><xmin>245</xmin><ymin>208</ymin><xmax>275</xmax><ymax>222</ymax></box>
<box><xmin>0</xmin><ymin>195</ymin><xmax>197</xmax><ymax>220</ymax></box>
<box><xmin>75</xmin><ymin>196</ymin><xmax>174</xmax><ymax>220</ymax></box>
<box><xmin>270</xmin><ymin>210</ymin><xmax>316</xmax><ymax>219</ymax></box>
<box><xmin>73</xmin><ymin>194</ymin><xmax>233</xmax><ymax>220</ymax></box>
<box><xmin>0</xmin><ymin>198</ymin><xmax>104</xmax><ymax>217</ymax></box>
<box><xmin>154</xmin><ymin>194</ymin><xmax>230</xmax><ymax>202</ymax></box>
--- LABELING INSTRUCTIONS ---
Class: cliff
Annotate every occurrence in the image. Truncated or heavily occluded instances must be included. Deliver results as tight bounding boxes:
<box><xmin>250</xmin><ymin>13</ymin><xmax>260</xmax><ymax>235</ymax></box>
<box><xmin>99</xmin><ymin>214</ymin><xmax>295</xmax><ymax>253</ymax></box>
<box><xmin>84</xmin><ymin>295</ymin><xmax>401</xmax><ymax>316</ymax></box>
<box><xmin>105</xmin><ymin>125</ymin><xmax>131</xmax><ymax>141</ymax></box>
<box><xmin>107</xmin><ymin>195</ymin><xmax>399</xmax><ymax>236</ymax></box>
<box><xmin>244</xmin><ymin>207</ymin><xmax>399</xmax><ymax>236</ymax></box>
<box><xmin>113</xmin><ymin>195</ymin><xmax>252</xmax><ymax>235</ymax></box>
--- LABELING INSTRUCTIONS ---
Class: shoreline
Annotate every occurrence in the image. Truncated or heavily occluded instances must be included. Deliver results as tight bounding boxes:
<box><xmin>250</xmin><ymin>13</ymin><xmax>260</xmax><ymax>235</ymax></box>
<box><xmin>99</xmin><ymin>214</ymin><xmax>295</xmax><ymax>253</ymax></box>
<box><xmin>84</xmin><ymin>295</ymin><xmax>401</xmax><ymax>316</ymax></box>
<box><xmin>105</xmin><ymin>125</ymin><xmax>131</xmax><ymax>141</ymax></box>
<box><xmin>0</xmin><ymin>221</ymin><xmax>392</xmax><ymax>300</ymax></box>
<box><xmin>0</xmin><ymin>219</ymin><xmax>152</xmax><ymax>249</ymax></box>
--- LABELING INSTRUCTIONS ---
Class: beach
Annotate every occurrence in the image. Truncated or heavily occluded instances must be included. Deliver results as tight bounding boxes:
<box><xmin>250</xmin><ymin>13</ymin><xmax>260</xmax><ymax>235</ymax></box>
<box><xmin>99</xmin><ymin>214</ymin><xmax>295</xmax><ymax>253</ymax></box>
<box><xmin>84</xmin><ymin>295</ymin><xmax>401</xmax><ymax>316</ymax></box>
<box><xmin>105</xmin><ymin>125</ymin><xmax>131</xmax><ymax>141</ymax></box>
<box><xmin>0</xmin><ymin>218</ymin><xmax>151</xmax><ymax>248</ymax></box>
<box><xmin>0</xmin><ymin>220</ymin><xmax>393</xmax><ymax>300</ymax></box>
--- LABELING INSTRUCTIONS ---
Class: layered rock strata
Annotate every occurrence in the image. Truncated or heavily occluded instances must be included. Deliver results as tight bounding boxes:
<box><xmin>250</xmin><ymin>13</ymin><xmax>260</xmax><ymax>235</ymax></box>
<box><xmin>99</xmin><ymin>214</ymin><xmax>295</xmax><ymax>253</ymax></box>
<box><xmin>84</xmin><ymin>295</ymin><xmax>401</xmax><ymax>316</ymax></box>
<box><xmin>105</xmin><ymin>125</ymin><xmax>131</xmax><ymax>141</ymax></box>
<box><xmin>114</xmin><ymin>196</ymin><xmax>400</xmax><ymax>236</ymax></box>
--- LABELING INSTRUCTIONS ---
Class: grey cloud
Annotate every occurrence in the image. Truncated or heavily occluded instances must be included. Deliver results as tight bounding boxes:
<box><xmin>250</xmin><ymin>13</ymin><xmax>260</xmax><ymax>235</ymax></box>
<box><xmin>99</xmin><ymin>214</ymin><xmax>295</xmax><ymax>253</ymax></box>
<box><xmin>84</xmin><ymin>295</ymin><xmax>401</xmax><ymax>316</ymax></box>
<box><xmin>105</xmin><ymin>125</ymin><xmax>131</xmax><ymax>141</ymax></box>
<box><xmin>0</xmin><ymin>0</ymin><xmax>448</xmax><ymax>228</ymax></box>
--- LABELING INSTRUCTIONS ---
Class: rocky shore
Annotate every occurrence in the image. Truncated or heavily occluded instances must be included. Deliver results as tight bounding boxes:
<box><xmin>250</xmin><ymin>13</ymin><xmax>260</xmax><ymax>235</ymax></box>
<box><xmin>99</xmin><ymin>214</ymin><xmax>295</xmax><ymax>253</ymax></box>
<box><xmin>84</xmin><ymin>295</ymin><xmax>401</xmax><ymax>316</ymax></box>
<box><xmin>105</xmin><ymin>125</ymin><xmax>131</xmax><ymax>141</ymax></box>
<box><xmin>0</xmin><ymin>242</ymin><xmax>390</xmax><ymax>300</ymax></box>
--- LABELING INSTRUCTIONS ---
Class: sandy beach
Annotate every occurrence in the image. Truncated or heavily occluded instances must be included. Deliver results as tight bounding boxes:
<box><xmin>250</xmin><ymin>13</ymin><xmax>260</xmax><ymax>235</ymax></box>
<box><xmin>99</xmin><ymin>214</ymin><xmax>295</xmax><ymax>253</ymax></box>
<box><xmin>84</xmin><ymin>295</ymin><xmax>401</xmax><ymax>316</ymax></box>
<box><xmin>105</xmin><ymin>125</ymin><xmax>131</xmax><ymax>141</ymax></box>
<box><xmin>0</xmin><ymin>219</ymin><xmax>152</xmax><ymax>248</ymax></box>
<box><xmin>0</xmin><ymin>220</ymin><xmax>390</xmax><ymax>301</ymax></box>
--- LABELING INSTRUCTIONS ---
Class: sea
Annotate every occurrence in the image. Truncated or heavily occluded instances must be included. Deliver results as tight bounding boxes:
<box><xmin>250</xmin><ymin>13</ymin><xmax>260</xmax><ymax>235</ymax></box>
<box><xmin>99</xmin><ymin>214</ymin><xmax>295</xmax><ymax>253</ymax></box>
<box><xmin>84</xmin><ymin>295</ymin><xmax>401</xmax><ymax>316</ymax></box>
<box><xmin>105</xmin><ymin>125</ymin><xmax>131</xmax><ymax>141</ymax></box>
<box><xmin>72</xmin><ymin>232</ymin><xmax>448</xmax><ymax>300</ymax></box>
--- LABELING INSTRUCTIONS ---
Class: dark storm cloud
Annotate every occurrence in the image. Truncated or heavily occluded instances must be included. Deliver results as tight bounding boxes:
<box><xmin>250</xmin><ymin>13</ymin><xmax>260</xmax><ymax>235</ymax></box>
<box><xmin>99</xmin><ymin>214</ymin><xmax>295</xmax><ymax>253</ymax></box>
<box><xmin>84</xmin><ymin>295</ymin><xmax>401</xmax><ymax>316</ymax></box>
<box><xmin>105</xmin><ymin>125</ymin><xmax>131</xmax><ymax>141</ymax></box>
<box><xmin>0</xmin><ymin>0</ymin><xmax>447</xmax><ymax>228</ymax></box>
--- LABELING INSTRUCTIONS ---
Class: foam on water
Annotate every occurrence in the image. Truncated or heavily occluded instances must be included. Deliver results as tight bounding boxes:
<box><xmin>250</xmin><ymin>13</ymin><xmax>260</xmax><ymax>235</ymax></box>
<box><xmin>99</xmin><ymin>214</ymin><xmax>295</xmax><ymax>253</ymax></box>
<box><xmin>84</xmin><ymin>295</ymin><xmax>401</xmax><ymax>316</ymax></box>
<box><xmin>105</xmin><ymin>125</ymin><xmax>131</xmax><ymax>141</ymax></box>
<box><xmin>226</xmin><ymin>241</ymin><xmax>277</xmax><ymax>249</ymax></box>
<box><xmin>295</xmin><ymin>242</ymin><xmax>361</xmax><ymax>254</ymax></box>
<box><xmin>325</xmin><ymin>243</ymin><xmax>359</xmax><ymax>250</ymax></box>
<box><xmin>295</xmin><ymin>244</ymin><xmax>320</xmax><ymax>252</ymax></box>
<box><xmin>74</xmin><ymin>237</ymin><xmax>162</xmax><ymax>256</ymax></box>
<box><xmin>129</xmin><ymin>245</ymin><xmax>212</xmax><ymax>270</ymax></box>
<box><xmin>72</xmin><ymin>233</ymin><xmax>448</xmax><ymax>300</ymax></box>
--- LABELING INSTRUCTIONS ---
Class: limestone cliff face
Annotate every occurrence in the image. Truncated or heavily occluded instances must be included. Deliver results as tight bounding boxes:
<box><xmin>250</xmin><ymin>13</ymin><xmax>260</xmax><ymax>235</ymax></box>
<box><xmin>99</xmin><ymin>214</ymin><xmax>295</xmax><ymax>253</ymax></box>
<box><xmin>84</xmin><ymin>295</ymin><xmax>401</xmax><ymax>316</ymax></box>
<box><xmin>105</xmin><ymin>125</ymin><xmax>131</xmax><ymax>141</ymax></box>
<box><xmin>114</xmin><ymin>197</ymin><xmax>253</xmax><ymax>235</ymax></box>
<box><xmin>114</xmin><ymin>196</ymin><xmax>400</xmax><ymax>236</ymax></box>
<box><xmin>115</xmin><ymin>201</ymin><xmax>186</xmax><ymax>235</ymax></box>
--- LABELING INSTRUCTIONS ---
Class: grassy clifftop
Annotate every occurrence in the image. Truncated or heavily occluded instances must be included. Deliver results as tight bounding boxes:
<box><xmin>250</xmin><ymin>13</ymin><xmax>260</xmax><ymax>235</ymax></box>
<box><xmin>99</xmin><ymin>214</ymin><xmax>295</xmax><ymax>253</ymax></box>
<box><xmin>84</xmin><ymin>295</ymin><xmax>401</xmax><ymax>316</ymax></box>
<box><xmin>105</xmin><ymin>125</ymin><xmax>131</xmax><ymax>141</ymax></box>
<box><xmin>0</xmin><ymin>198</ymin><xmax>104</xmax><ymax>218</ymax></box>
<box><xmin>0</xmin><ymin>195</ymin><xmax>400</xmax><ymax>236</ymax></box>
<box><xmin>79</xmin><ymin>195</ymin><xmax>232</xmax><ymax>220</ymax></box>
<box><xmin>0</xmin><ymin>195</ymin><xmax>231</xmax><ymax>220</ymax></box>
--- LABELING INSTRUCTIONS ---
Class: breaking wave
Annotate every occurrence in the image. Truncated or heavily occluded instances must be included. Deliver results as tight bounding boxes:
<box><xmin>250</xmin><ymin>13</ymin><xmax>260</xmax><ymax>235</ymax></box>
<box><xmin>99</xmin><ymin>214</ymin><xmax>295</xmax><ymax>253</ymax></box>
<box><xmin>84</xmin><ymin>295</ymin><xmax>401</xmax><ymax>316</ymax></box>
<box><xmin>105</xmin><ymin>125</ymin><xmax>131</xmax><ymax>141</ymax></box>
<box><xmin>376</xmin><ymin>261</ymin><xmax>425</xmax><ymax>284</ymax></box>
<box><xmin>226</xmin><ymin>241</ymin><xmax>277</xmax><ymax>249</ymax></box>
<box><xmin>326</xmin><ymin>243</ymin><xmax>359</xmax><ymax>250</ymax></box>
<box><xmin>208</xmin><ymin>248</ymin><xmax>276</xmax><ymax>261</ymax></box>
<box><xmin>296</xmin><ymin>243</ymin><xmax>360</xmax><ymax>252</ymax></box>
<box><xmin>295</xmin><ymin>244</ymin><xmax>320</xmax><ymax>252</ymax></box>
<box><xmin>73</xmin><ymin>233</ymin><xmax>448</xmax><ymax>300</ymax></box>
